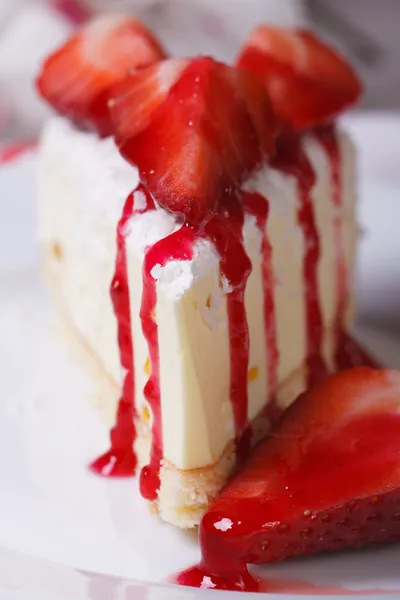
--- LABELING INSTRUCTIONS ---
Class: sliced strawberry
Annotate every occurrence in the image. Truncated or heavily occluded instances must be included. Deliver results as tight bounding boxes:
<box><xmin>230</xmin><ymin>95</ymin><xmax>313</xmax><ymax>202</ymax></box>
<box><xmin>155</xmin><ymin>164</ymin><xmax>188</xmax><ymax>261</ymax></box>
<box><xmin>194</xmin><ymin>368</ymin><xmax>400</xmax><ymax>587</ymax></box>
<box><xmin>110</xmin><ymin>58</ymin><xmax>189</xmax><ymax>141</ymax></box>
<box><xmin>36</xmin><ymin>14</ymin><xmax>166</xmax><ymax>136</ymax></box>
<box><xmin>111</xmin><ymin>56</ymin><xmax>277</xmax><ymax>222</ymax></box>
<box><xmin>236</xmin><ymin>68</ymin><xmax>277</xmax><ymax>159</ymax></box>
<box><xmin>237</xmin><ymin>27</ymin><xmax>362</xmax><ymax>131</ymax></box>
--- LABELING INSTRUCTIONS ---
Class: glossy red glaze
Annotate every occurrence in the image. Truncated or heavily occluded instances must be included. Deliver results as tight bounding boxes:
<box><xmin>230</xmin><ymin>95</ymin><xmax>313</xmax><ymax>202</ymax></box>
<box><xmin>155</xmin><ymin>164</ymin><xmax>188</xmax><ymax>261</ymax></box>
<box><xmin>137</xmin><ymin>190</ymin><xmax>262</xmax><ymax>495</ymax></box>
<box><xmin>91</xmin><ymin>182</ymin><xmax>258</xmax><ymax>489</ymax></box>
<box><xmin>243</xmin><ymin>191</ymin><xmax>280</xmax><ymax>423</ymax></box>
<box><xmin>204</xmin><ymin>195</ymin><xmax>252</xmax><ymax>457</ymax></box>
<box><xmin>272</xmin><ymin>130</ymin><xmax>327</xmax><ymax>386</ymax></box>
<box><xmin>175</xmin><ymin>564</ymin><xmax>259</xmax><ymax>592</ymax></box>
<box><xmin>90</xmin><ymin>185</ymin><xmax>154</xmax><ymax>477</ymax></box>
<box><xmin>315</xmin><ymin>124</ymin><xmax>347</xmax><ymax>358</ymax></box>
<box><xmin>139</xmin><ymin>225</ymin><xmax>196</xmax><ymax>500</ymax></box>
<box><xmin>314</xmin><ymin>124</ymin><xmax>379</xmax><ymax>370</ymax></box>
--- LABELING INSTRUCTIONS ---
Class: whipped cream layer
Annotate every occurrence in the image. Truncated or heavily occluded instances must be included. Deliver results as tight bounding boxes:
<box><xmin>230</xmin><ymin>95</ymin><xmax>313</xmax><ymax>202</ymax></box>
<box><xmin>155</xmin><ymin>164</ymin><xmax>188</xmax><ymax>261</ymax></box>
<box><xmin>38</xmin><ymin>117</ymin><xmax>357</xmax><ymax>473</ymax></box>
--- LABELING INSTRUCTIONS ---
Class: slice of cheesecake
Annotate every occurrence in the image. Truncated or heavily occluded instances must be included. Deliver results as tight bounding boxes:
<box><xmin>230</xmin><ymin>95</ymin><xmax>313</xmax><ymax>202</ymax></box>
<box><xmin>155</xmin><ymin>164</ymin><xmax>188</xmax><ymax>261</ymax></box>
<box><xmin>36</xmin><ymin>16</ymin><xmax>367</xmax><ymax>527</ymax></box>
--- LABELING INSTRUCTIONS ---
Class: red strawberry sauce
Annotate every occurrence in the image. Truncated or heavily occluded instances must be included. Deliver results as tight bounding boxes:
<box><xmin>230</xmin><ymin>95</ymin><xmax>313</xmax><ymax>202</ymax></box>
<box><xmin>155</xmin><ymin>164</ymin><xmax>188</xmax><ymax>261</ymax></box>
<box><xmin>91</xmin><ymin>124</ymin><xmax>378</xmax><ymax>508</ymax></box>
<box><xmin>139</xmin><ymin>224</ymin><xmax>196</xmax><ymax>500</ymax></box>
<box><xmin>272</xmin><ymin>130</ymin><xmax>328</xmax><ymax>387</ymax></box>
<box><xmin>204</xmin><ymin>196</ymin><xmax>252</xmax><ymax>460</ymax></box>
<box><xmin>90</xmin><ymin>185</ymin><xmax>154</xmax><ymax>477</ymax></box>
<box><xmin>138</xmin><ymin>192</ymin><xmax>256</xmax><ymax>498</ymax></box>
<box><xmin>243</xmin><ymin>191</ymin><xmax>280</xmax><ymax>423</ymax></box>
<box><xmin>314</xmin><ymin>124</ymin><xmax>378</xmax><ymax>370</ymax></box>
<box><xmin>91</xmin><ymin>185</ymin><xmax>260</xmax><ymax>496</ymax></box>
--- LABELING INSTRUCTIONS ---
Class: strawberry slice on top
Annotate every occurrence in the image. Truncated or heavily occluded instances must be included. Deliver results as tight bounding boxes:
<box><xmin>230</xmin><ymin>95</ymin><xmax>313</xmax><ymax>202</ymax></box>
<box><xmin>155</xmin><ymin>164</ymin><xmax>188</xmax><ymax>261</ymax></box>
<box><xmin>237</xmin><ymin>27</ymin><xmax>362</xmax><ymax>131</ymax></box>
<box><xmin>110</xmin><ymin>56</ymin><xmax>277</xmax><ymax>223</ymax></box>
<box><xmin>36</xmin><ymin>14</ymin><xmax>166</xmax><ymax>137</ymax></box>
<box><xmin>178</xmin><ymin>367</ymin><xmax>400</xmax><ymax>591</ymax></box>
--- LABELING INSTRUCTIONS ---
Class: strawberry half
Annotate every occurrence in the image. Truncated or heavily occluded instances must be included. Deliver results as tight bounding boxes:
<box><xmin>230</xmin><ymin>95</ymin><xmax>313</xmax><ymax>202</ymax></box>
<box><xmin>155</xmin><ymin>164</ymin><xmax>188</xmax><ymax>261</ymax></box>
<box><xmin>192</xmin><ymin>368</ymin><xmax>400</xmax><ymax>588</ymax></box>
<box><xmin>109</xmin><ymin>58</ymin><xmax>189</xmax><ymax>142</ymax></box>
<box><xmin>110</xmin><ymin>56</ymin><xmax>277</xmax><ymax>222</ymax></box>
<box><xmin>237</xmin><ymin>27</ymin><xmax>362</xmax><ymax>131</ymax></box>
<box><xmin>36</xmin><ymin>14</ymin><xmax>166</xmax><ymax>136</ymax></box>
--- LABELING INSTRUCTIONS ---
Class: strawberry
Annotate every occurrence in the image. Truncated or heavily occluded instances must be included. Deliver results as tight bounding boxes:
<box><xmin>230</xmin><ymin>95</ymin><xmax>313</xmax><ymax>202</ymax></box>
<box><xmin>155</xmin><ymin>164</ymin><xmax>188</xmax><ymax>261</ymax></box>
<box><xmin>237</xmin><ymin>27</ymin><xmax>362</xmax><ymax>131</ymax></box>
<box><xmin>197</xmin><ymin>368</ymin><xmax>400</xmax><ymax>584</ymax></box>
<box><xmin>109</xmin><ymin>58</ymin><xmax>189</xmax><ymax>142</ymax></box>
<box><xmin>110</xmin><ymin>56</ymin><xmax>277</xmax><ymax>222</ymax></box>
<box><xmin>36</xmin><ymin>14</ymin><xmax>166</xmax><ymax>136</ymax></box>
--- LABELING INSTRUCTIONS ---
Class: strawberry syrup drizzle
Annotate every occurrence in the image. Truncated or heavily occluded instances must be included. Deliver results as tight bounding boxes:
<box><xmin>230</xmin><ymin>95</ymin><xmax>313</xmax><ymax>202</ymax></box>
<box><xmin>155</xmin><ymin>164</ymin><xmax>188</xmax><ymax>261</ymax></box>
<box><xmin>243</xmin><ymin>191</ymin><xmax>280</xmax><ymax>423</ymax></box>
<box><xmin>315</xmin><ymin>125</ymin><xmax>379</xmax><ymax>370</ymax></box>
<box><xmin>90</xmin><ymin>185</ymin><xmax>154</xmax><ymax>477</ymax></box>
<box><xmin>139</xmin><ymin>225</ymin><xmax>196</xmax><ymax>501</ymax></box>
<box><xmin>91</xmin><ymin>187</ymin><xmax>253</xmax><ymax>489</ymax></box>
<box><xmin>139</xmin><ymin>193</ymin><xmax>253</xmax><ymax>498</ymax></box>
<box><xmin>204</xmin><ymin>194</ymin><xmax>253</xmax><ymax>460</ymax></box>
<box><xmin>272</xmin><ymin>131</ymin><xmax>328</xmax><ymax>386</ymax></box>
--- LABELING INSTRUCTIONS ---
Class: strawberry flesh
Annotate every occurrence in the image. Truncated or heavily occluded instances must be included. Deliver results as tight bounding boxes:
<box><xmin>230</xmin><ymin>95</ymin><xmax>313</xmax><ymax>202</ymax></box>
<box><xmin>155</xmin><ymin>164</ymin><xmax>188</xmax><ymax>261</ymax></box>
<box><xmin>110</xmin><ymin>59</ymin><xmax>189</xmax><ymax>142</ymax></box>
<box><xmin>111</xmin><ymin>56</ymin><xmax>277</xmax><ymax>222</ymax></box>
<box><xmin>36</xmin><ymin>14</ymin><xmax>166</xmax><ymax>136</ymax></box>
<box><xmin>195</xmin><ymin>368</ymin><xmax>400</xmax><ymax>584</ymax></box>
<box><xmin>237</xmin><ymin>27</ymin><xmax>362</xmax><ymax>131</ymax></box>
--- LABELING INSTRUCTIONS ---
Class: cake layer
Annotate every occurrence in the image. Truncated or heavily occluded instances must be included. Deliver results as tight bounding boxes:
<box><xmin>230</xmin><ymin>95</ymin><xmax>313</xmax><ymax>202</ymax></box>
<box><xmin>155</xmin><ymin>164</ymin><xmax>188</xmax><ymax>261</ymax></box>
<box><xmin>38</xmin><ymin>118</ymin><xmax>139</xmax><ymax>396</ymax></box>
<box><xmin>38</xmin><ymin>117</ymin><xmax>357</xmax><ymax>524</ymax></box>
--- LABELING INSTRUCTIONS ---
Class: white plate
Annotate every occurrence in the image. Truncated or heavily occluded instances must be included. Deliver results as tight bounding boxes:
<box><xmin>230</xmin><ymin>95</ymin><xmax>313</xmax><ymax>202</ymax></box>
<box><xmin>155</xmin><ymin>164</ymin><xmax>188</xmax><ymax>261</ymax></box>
<box><xmin>1</xmin><ymin>113</ymin><xmax>400</xmax><ymax>600</ymax></box>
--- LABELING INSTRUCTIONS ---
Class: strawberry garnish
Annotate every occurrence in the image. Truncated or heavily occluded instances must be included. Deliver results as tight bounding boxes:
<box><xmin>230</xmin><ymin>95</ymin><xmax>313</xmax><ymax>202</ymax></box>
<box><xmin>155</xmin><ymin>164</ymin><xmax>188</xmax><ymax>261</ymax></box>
<box><xmin>110</xmin><ymin>56</ymin><xmax>277</xmax><ymax>222</ymax></box>
<box><xmin>110</xmin><ymin>59</ymin><xmax>189</xmax><ymax>142</ymax></box>
<box><xmin>193</xmin><ymin>368</ymin><xmax>400</xmax><ymax>587</ymax></box>
<box><xmin>237</xmin><ymin>27</ymin><xmax>362</xmax><ymax>131</ymax></box>
<box><xmin>36</xmin><ymin>14</ymin><xmax>166</xmax><ymax>136</ymax></box>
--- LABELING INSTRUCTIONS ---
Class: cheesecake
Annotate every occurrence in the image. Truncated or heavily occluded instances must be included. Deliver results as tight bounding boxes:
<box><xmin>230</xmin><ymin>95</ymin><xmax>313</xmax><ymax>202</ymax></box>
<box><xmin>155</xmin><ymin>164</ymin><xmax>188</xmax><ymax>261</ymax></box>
<box><xmin>36</xmin><ymin>16</ymin><xmax>367</xmax><ymax>528</ymax></box>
